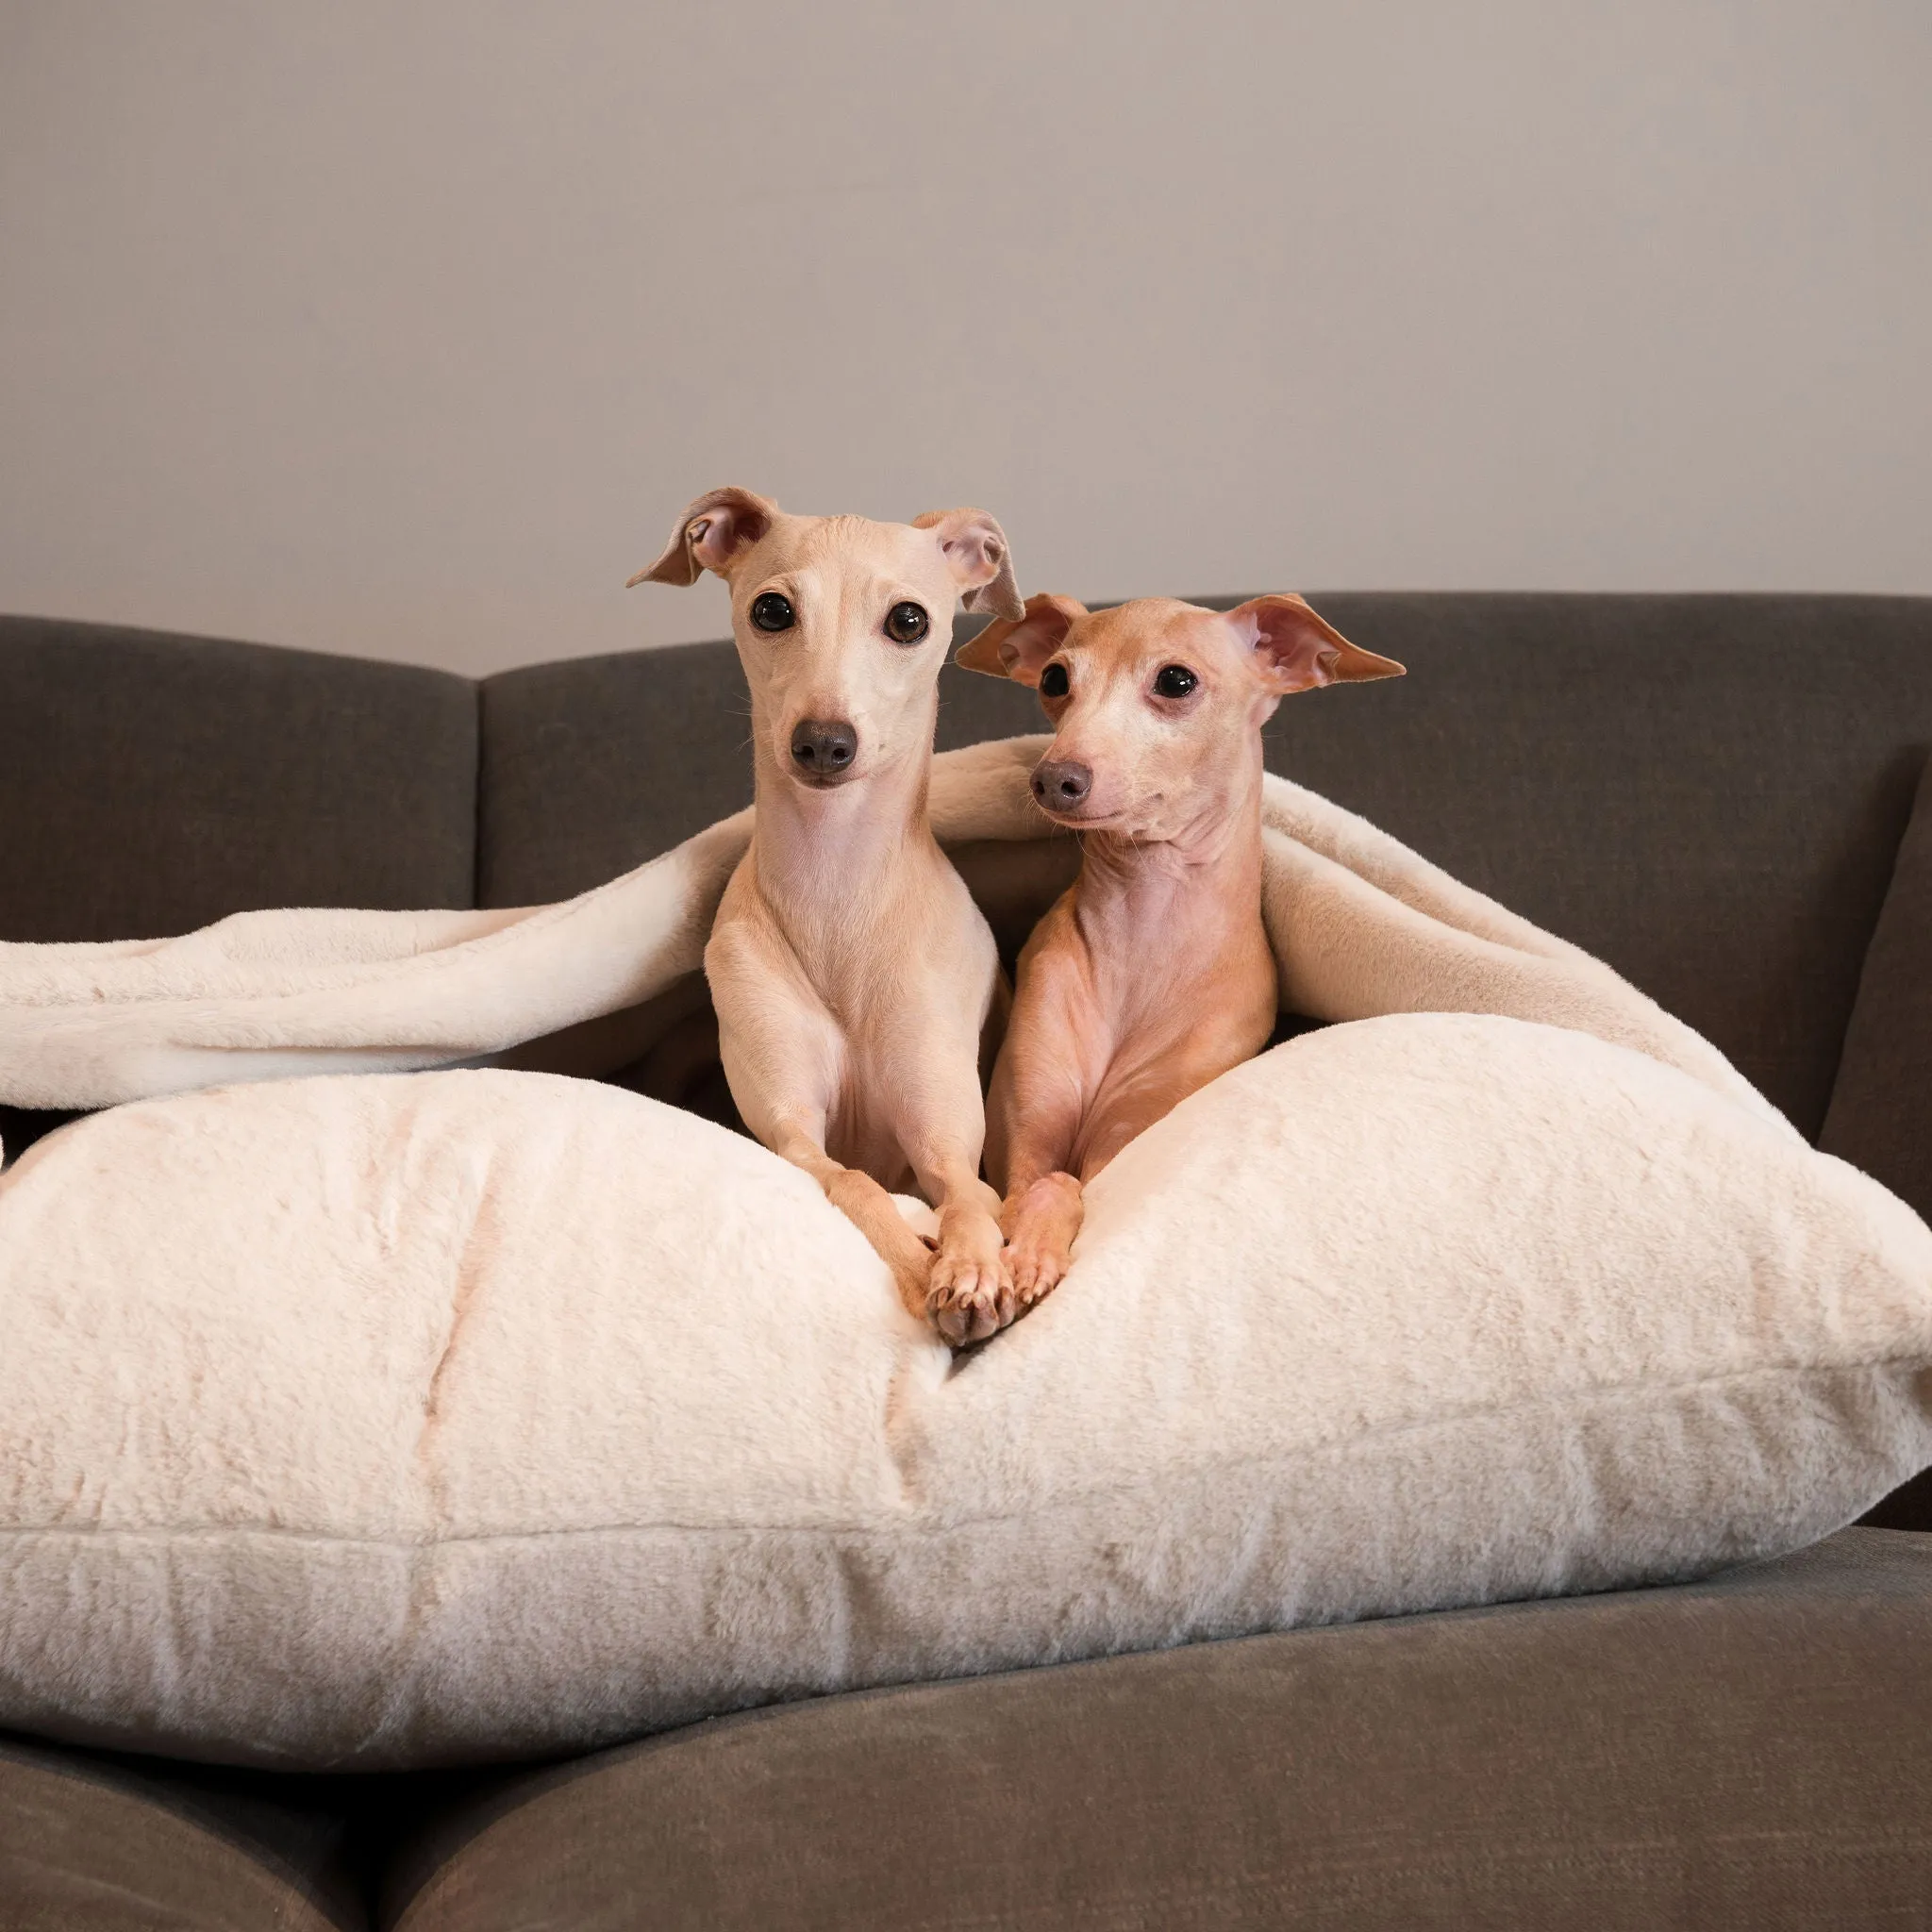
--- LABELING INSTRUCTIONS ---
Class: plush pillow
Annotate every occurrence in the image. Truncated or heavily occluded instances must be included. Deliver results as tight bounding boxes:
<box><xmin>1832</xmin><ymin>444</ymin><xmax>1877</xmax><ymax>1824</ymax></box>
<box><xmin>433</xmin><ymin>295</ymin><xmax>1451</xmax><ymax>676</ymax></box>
<box><xmin>1</xmin><ymin>1014</ymin><xmax>1927</xmax><ymax>1771</ymax></box>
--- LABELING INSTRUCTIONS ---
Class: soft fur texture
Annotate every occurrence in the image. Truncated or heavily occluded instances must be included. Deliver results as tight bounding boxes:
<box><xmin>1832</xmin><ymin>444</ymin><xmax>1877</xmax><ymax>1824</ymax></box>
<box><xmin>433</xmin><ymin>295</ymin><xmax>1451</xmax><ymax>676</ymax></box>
<box><xmin>0</xmin><ymin>1017</ymin><xmax>1926</xmax><ymax>1771</ymax></box>
<box><xmin>0</xmin><ymin>737</ymin><xmax>1781</xmax><ymax>1136</ymax></box>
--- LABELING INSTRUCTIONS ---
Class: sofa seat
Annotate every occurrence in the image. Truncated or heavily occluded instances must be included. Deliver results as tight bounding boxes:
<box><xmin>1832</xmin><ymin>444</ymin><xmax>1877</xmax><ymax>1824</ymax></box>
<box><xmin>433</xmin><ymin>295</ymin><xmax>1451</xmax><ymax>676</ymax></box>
<box><xmin>375</xmin><ymin>1528</ymin><xmax>1932</xmax><ymax>1931</ymax></box>
<box><xmin>0</xmin><ymin>1735</ymin><xmax>366</xmax><ymax>1931</ymax></box>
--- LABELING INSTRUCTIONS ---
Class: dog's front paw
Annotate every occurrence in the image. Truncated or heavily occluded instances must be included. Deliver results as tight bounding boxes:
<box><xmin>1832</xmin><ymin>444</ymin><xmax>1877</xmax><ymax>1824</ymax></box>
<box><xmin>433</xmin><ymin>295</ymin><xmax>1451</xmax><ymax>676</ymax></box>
<box><xmin>1000</xmin><ymin>1172</ymin><xmax>1082</xmax><ymax>1315</ymax></box>
<box><xmin>1006</xmin><ymin>1226</ymin><xmax>1072</xmax><ymax>1309</ymax></box>
<box><xmin>925</xmin><ymin>1215</ymin><xmax>1012</xmax><ymax>1347</ymax></box>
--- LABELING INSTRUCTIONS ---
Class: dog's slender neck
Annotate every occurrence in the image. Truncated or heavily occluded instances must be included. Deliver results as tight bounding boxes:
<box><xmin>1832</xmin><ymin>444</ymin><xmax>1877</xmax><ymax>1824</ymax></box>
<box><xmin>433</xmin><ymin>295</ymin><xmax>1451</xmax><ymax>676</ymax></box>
<box><xmin>1068</xmin><ymin>751</ymin><xmax>1266</xmax><ymax>962</ymax></box>
<box><xmin>745</xmin><ymin>695</ymin><xmax>940</xmax><ymax>924</ymax></box>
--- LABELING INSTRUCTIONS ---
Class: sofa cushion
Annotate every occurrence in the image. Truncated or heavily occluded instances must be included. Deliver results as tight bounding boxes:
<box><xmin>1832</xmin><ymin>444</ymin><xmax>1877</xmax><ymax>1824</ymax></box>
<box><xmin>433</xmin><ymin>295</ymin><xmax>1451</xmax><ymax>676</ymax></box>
<box><xmin>1</xmin><ymin>1013</ymin><xmax>1926</xmax><ymax>1771</ymax></box>
<box><xmin>476</xmin><ymin>642</ymin><xmax>753</xmax><ymax>908</ymax></box>
<box><xmin>0</xmin><ymin>617</ymin><xmax>477</xmax><ymax>943</ymax></box>
<box><xmin>0</xmin><ymin>1734</ymin><xmax>363</xmax><ymax>1931</ymax></box>
<box><xmin>381</xmin><ymin>1528</ymin><xmax>1932</xmax><ymax>1931</ymax></box>
<box><xmin>1256</xmin><ymin>593</ymin><xmax>1932</xmax><ymax>1140</ymax></box>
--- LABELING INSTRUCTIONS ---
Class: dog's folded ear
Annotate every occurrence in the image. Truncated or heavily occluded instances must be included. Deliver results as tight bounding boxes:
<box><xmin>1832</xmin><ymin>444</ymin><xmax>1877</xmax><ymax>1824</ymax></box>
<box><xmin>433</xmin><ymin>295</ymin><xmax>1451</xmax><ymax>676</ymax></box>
<box><xmin>1227</xmin><ymin>595</ymin><xmax>1406</xmax><ymax>695</ymax></box>
<box><xmin>912</xmin><ymin>508</ymin><xmax>1024</xmax><ymax>622</ymax></box>
<box><xmin>627</xmin><ymin>488</ymin><xmax>779</xmax><ymax>588</ymax></box>
<box><xmin>957</xmin><ymin>592</ymin><xmax>1088</xmax><ymax>684</ymax></box>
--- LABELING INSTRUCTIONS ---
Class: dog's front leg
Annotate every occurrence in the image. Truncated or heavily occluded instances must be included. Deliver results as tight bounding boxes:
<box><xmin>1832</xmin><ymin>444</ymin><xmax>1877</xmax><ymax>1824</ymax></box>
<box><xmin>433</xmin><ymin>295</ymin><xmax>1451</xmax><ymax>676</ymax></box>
<box><xmin>880</xmin><ymin>940</ymin><xmax>1013</xmax><ymax>1346</ymax></box>
<box><xmin>708</xmin><ymin>911</ymin><xmax>936</xmax><ymax>1323</ymax></box>
<box><xmin>983</xmin><ymin>933</ymin><xmax>1091</xmax><ymax>1323</ymax></box>
<box><xmin>907</xmin><ymin>1129</ymin><xmax>1010</xmax><ymax>1348</ymax></box>
<box><xmin>764</xmin><ymin>1118</ymin><xmax>939</xmax><ymax>1322</ymax></box>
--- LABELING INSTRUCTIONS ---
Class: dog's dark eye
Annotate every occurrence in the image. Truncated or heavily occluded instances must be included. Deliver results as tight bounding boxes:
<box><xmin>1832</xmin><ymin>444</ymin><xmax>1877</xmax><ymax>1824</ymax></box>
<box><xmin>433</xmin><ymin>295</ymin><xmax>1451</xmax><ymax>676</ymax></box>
<box><xmin>1040</xmin><ymin>662</ymin><xmax>1071</xmax><ymax>699</ymax></box>
<box><xmin>1154</xmin><ymin>664</ymin><xmax>1198</xmax><ymax>699</ymax></box>
<box><xmin>884</xmin><ymin>601</ymin><xmax>929</xmax><ymax>645</ymax></box>
<box><xmin>750</xmin><ymin>592</ymin><xmax>795</xmax><ymax>633</ymax></box>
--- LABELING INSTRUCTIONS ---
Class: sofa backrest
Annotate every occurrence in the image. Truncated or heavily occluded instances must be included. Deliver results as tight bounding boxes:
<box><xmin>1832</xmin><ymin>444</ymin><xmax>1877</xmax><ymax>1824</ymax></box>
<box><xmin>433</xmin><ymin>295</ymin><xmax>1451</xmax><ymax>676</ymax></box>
<box><xmin>1254</xmin><ymin>594</ymin><xmax>1932</xmax><ymax>1141</ymax></box>
<box><xmin>0</xmin><ymin>617</ymin><xmax>476</xmax><ymax>941</ymax></box>
<box><xmin>6</xmin><ymin>595</ymin><xmax>1929</xmax><ymax>1141</ymax></box>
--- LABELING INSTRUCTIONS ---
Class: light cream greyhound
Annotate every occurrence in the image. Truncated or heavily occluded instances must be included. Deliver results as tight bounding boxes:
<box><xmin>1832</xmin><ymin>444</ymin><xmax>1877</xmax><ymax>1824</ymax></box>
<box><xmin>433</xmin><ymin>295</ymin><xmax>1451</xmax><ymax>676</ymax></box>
<box><xmin>960</xmin><ymin>591</ymin><xmax>1405</xmax><ymax>1326</ymax></box>
<box><xmin>631</xmin><ymin>488</ymin><xmax>1024</xmax><ymax>1341</ymax></box>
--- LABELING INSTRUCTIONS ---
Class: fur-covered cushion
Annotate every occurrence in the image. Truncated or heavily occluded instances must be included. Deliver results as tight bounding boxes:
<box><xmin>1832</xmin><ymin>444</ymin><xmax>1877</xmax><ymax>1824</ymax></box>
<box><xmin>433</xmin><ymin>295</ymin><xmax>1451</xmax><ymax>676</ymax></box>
<box><xmin>1</xmin><ymin>1014</ymin><xmax>1927</xmax><ymax>1770</ymax></box>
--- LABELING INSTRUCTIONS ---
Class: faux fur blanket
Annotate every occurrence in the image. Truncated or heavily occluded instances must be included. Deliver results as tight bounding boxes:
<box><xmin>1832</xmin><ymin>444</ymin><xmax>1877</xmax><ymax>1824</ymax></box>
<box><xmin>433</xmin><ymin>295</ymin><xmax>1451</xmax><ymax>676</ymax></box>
<box><xmin>0</xmin><ymin>736</ymin><xmax>1786</xmax><ymax>1134</ymax></box>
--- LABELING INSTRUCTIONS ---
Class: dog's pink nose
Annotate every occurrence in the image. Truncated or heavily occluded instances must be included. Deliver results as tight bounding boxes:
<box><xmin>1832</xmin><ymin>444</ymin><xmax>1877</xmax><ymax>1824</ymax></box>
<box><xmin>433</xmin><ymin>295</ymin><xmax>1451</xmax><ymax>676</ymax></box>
<box><xmin>1031</xmin><ymin>759</ymin><xmax>1091</xmax><ymax>808</ymax></box>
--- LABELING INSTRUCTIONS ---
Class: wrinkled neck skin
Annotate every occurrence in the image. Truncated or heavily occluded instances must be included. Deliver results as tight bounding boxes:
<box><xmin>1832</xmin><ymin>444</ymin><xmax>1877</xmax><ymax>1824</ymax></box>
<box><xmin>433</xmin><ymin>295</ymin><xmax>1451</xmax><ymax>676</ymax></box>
<box><xmin>745</xmin><ymin>689</ymin><xmax>941</xmax><ymax>952</ymax></box>
<box><xmin>1070</xmin><ymin>743</ymin><xmax>1267</xmax><ymax>982</ymax></box>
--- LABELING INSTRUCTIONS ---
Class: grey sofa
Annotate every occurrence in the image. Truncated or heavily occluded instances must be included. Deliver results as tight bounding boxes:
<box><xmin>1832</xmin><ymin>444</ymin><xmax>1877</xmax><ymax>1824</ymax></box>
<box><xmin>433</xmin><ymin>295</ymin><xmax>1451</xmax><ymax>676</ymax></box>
<box><xmin>2</xmin><ymin>594</ymin><xmax>1929</xmax><ymax>1929</ymax></box>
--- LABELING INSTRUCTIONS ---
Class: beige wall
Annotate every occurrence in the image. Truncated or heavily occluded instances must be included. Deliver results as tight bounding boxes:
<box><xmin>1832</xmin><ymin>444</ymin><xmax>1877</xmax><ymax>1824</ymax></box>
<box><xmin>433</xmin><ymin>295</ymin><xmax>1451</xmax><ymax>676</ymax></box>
<box><xmin>1</xmin><ymin>2</ymin><xmax>1926</xmax><ymax>675</ymax></box>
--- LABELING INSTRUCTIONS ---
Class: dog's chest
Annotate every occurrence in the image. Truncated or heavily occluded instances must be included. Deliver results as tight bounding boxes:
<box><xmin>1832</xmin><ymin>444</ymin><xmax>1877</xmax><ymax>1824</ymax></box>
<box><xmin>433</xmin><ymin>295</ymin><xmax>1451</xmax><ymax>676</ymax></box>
<box><xmin>823</xmin><ymin>1061</ymin><xmax>916</xmax><ymax>1191</ymax></box>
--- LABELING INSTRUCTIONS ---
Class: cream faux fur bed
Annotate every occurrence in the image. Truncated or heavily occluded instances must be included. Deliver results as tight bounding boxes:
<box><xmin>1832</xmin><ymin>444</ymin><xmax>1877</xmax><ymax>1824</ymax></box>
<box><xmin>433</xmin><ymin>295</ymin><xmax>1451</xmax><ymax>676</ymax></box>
<box><xmin>0</xmin><ymin>1017</ymin><xmax>1926</xmax><ymax>1771</ymax></box>
<box><xmin>0</xmin><ymin>736</ymin><xmax>1781</xmax><ymax>1129</ymax></box>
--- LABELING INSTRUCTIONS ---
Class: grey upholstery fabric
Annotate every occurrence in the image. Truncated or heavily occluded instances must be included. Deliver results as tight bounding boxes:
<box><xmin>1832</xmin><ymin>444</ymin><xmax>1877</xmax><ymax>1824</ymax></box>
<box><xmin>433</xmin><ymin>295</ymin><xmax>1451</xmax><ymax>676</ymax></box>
<box><xmin>0</xmin><ymin>1734</ymin><xmax>368</xmax><ymax>1930</ymax></box>
<box><xmin>1826</xmin><ymin>758</ymin><xmax>1932</xmax><ymax>1533</ymax></box>
<box><xmin>0</xmin><ymin>617</ymin><xmax>477</xmax><ymax>942</ymax></box>
<box><xmin>1823</xmin><ymin>755</ymin><xmax>1932</xmax><ymax>1225</ymax></box>
<box><xmin>382</xmin><ymin>1530</ymin><xmax>1932</xmax><ymax>1931</ymax></box>
<box><xmin>477</xmin><ymin>643</ymin><xmax>754</xmax><ymax>907</ymax></box>
<box><xmin>1255</xmin><ymin>594</ymin><xmax>1932</xmax><ymax>1140</ymax></box>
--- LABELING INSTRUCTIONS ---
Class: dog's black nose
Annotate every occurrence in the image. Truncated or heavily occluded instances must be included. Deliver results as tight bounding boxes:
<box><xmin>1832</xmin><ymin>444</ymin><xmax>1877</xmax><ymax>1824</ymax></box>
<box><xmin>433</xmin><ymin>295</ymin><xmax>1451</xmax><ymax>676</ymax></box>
<box><xmin>1031</xmin><ymin>759</ymin><xmax>1092</xmax><ymax>808</ymax></box>
<box><xmin>791</xmin><ymin>718</ymin><xmax>858</xmax><ymax>779</ymax></box>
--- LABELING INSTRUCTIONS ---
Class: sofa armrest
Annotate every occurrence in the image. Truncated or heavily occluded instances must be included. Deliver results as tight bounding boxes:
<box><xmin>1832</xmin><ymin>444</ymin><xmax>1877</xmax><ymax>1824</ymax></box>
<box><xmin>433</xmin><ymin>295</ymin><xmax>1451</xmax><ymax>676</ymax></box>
<box><xmin>1824</xmin><ymin>754</ymin><xmax>1932</xmax><ymax>1530</ymax></box>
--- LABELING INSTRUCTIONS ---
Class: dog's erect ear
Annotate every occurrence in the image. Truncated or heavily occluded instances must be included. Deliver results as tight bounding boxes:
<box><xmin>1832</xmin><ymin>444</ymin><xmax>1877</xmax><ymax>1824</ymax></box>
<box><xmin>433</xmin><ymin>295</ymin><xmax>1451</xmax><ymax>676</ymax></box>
<box><xmin>1226</xmin><ymin>595</ymin><xmax>1406</xmax><ymax>694</ymax></box>
<box><xmin>912</xmin><ymin>508</ymin><xmax>1024</xmax><ymax>622</ymax></box>
<box><xmin>957</xmin><ymin>592</ymin><xmax>1087</xmax><ymax>685</ymax></box>
<box><xmin>627</xmin><ymin>487</ymin><xmax>779</xmax><ymax>589</ymax></box>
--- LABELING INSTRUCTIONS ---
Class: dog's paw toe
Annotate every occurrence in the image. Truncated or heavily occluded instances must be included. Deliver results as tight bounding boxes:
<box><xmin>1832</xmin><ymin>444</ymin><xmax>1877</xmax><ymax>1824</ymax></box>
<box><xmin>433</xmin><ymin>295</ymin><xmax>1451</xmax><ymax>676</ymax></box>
<box><xmin>926</xmin><ymin>1255</ymin><xmax>1008</xmax><ymax>1345</ymax></box>
<box><xmin>932</xmin><ymin>1299</ymin><xmax>976</xmax><ymax>1346</ymax></box>
<box><xmin>1006</xmin><ymin>1244</ymin><xmax>1066</xmax><ymax>1308</ymax></box>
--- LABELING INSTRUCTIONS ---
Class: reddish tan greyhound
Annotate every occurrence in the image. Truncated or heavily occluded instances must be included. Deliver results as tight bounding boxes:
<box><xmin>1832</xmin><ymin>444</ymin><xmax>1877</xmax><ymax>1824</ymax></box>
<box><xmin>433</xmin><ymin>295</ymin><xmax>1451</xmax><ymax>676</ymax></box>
<box><xmin>631</xmin><ymin>488</ymin><xmax>1024</xmax><ymax>1341</ymax></box>
<box><xmin>959</xmin><ymin>593</ymin><xmax>1405</xmax><ymax>1329</ymax></box>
